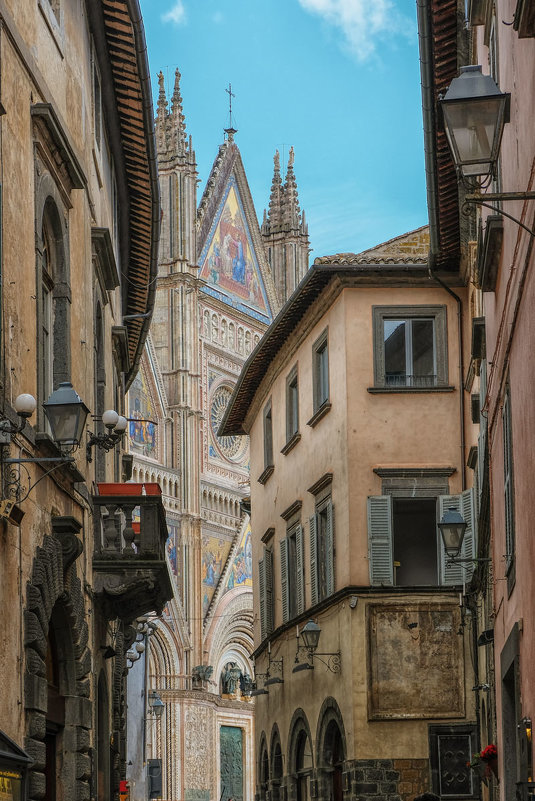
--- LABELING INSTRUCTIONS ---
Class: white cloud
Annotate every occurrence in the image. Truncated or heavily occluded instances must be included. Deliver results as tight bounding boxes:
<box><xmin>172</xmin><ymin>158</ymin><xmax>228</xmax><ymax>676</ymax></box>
<box><xmin>161</xmin><ymin>0</ymin><xmax>186</xmax><ymax>26</ymax></box>
<box><xmin>297</xmin><ymin>0</ymin><xmax>411</xmax><ymax>62</ymax></box>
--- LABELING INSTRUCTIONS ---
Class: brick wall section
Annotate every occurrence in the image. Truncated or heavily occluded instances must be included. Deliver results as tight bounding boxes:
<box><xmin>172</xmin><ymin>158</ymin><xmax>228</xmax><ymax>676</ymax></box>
<box><xmin>343</xmin><ymin>759</ymin><xmax>402</xmax><ymax>801</ymax></box>
<box><xmin>393</xmin><ymin>759</ymin><xmax>430</xmax><ymax>800</ymax></box>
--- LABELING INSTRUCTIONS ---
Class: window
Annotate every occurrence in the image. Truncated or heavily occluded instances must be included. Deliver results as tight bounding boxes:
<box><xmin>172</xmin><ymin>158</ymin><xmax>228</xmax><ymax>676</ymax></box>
<box><xmin>93</xmin><ymin>52</ymin><xmax>102</xmax><ymax>152</ymax></box>
<box><xmin>38</xmin><ymin>200</ymin><xmax>70</xmax><ymax>424</ymax></box>
<box><xmin>258</xmin><ymin>400</ymin><xmax>274</xmax><ymax>484</ymax></box>
<box><xmin>503</xmin><ymin>384</ymin><xmax>515</xmax><ymax>584</ymax></box>
<box><xmin>309</xmin><ymin>487</ymin><xmax>334</xmax><ymax>605</ymax></box>
<box><xmin>313</xmin><ymin>329</ymin><xmax>329</xmax><ymax>412</ymax></box>
<box><xmin>367</xmin><ymin>489</ymin><xmax>476</xmax><ymax>587</ymax></box>
<box><xmin>372</xmin><ymin>306</ymin><xmax>448</xmax><ymax>389</ymax></box>
<box><xmin>309</xmin><ymin>475</ymin><xmax>334</xmax><ymax>604</ymax></box>
<box><xmin>258</xmin><ymin>547</ymin><xmax>274</xmax><ymax>640</ymax></box>
<box><xmin>280</xmin><ymin>506</ymin><xmax>304</xmax><ymax>623</ymax></box>
<box><xmin>282</xmin><ymin>366</ymin><xmax>300</xmax><ymax>453</ymax></box>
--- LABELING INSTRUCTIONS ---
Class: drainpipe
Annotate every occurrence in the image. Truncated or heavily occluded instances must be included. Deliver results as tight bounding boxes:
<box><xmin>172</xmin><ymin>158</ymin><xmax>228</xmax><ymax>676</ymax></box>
<box><xmin>417</xmin><ymin>0</ymin><xmax>466</xmax><ymax>489</ymax></box>
<box><xmin>429</xmin><ymin>257</ymin><xmax>466</xmax><ymax>491</ymax></box>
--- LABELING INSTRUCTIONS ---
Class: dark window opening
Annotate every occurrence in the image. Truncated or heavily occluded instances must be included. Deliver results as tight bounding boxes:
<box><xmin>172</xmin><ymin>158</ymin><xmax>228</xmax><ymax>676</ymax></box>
<box><xmin>393</xmin><ymin>498</ymin><xmax>438</xmax><ymax>585</ymax></box>
<box><xmin>295</xmin><ymin>731</ymin><xmax>312</xmax><ymax>801</ymax></box>
<box><xmin>384</xmin><ymin>318</ymin><xmax>436</xmax><ymax>387</ymax></box>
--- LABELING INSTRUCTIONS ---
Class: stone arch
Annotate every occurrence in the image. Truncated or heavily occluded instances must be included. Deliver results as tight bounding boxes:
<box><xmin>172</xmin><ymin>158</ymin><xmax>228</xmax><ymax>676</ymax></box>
<box><xmin>315</xmin><ymin>697</ymin><xmax>347</xmax><ymax>801</ymax></box>
<box><xmin>287</xmin><ymin>709</ymin><xmax>314</xmax><ymax>801</ymax></box>
<box><xmin>270</xmin><ymin>724</ymin><xmax>283</xmax><ymax>801</ymax></box>
<box><xmin>24</xmin><ymin>529</ymin><xmax>91</xmax><ymax>801</ymax></box>
<box><xmin>257</xmin><ymin>731</ymin><xmax>269</xmax><ymax>801</ymax></box>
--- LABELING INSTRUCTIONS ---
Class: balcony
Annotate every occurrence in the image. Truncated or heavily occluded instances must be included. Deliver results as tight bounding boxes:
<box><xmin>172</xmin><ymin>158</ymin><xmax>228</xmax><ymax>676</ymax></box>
<box><xmin>92</xmin><ymin>484</ymin><xmax>173</xmax><ymax>622</ymax></box>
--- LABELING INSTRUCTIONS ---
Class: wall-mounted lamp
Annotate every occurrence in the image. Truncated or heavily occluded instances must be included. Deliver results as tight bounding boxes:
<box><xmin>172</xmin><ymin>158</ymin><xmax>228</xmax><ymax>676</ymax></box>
<box><xmin>147</xmin><ymin>690</ymin><xmax>165</xmax><ymax>718</ymax></box>
<box><xmin>440</xmin><ymin>65</ymin><xmax>535</xmax><ymax>234</ymax></box>
<box><xmin>438</xmin><ymin>508</ymin><xmax>491</xmax><ymax>565</ymax></box>
<box><xmin>293</xmin><ymin>620</ymin><xmax>341</xmax><ymax>674</ymax></box>
<box><xmin>126</xmin><ymin>617</ymin><xmax>156</xmax><ymax>669</ymax></box>
<box><xmin>86</xmin><ymin>409</ymin><xmax>128</xmax><ymax>462</ymax></box>
<box><xmin>0</xmin><ymin>383</ymin><xmax>89</xmax><ymax>512</ymax></box>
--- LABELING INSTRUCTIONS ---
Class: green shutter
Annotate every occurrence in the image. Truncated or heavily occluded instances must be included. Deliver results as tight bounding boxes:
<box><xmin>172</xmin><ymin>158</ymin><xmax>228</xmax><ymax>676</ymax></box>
<box><xmin>280</xmin><ymin>538</ymin><xmax>289</xmax><ymax>623</ymax></box>
<box><xmin>367</xmin><ymin>496</ymin><xmax>393</xmax><ymax>586</ymax></box>
<box><xmin>259</xmin><ymin>556</ymin><xmax>267</xmax><ymax>640</ymax></box>
<box><xmin>309</xmin><ymin>514</ymin><xmax>318</xmax><ymax>606</ymax></box>
<box><xmin>296</xmin><ymin>524</ymin><xmax>305</xmax><ymax>615</ymax></box>
<box><xmin>265</xmin><ymin>548</ymin><xmax>274</xmax><ymax>635</ymax></box>
<box><xmin>325</xmin><ymin>501</ymin><xmax>335</xmax><ymax>596</ymax></box>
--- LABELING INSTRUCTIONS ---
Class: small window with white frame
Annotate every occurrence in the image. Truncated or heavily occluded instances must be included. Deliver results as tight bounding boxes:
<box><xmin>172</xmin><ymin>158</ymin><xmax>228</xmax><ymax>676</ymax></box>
<box><xmin>372</xmin><ymin>305</ymin><xmax>448</xmax><ymax>389</ymax></box>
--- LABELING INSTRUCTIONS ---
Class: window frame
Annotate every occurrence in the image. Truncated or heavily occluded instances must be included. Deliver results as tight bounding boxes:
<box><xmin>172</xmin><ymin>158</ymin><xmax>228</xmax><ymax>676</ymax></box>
<box><xmin>282</xmin><ymin>365</ymin><xmax>300</xmax><ymax>454</ymax></box>
<box><xmin>372</xmin><ymin>305</ymin><xmax>449</xmax><ymax>391</ymax></box>
<box><xmin>503</xmin><ymin>383</ymin><xmax>515</xmax><ymax>591</ymax></box>
<box><xmin>308</xmin><ymin>474</ymin><xmax>334</xmax><ymax>605</ymax></box>
<box><xmin>308</xmin><ymin>328</ymin><xmax>331</xmax><ymax>426</ymax></box>
<box><xmin>258</xmin><ymin>398</ymin><xmax>274</xmax><ymax>484</ymax></box>
<box><xmin>280</xmin><ymin>502</ymin><xmax>304</xmax><ymax>624</ymax></box>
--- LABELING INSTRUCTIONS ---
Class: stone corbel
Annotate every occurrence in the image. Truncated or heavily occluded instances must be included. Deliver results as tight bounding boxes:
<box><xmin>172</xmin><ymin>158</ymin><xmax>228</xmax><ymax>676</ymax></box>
<box><xmin>51</xmin><ymin>515</ymin><xmax>83</xmax><ymax>572</ymax></box>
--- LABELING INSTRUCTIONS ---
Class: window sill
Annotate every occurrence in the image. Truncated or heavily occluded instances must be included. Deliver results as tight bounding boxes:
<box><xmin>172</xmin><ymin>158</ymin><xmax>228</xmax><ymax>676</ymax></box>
<box><xmin>281</xmin><ymin>432</ymin><xmax>301</xmax><ymax>455</ymax></box>
<box><xmin>258</xmin><ymin>465</ymin><xmax>274</xmax><ymax>485</ymax></box>
<box><xmin>367</xmin><ymin>386</ymin><xmax>455</xmax><ymax>394</ymax></box>
<box><xmin>307</xmin><ymin>401</ymin><xmax>331</xmax><ymax>428</ymax></box>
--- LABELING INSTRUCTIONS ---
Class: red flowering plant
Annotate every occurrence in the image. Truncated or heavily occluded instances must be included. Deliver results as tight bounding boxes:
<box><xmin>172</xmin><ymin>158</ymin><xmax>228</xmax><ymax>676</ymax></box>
<box><xmin>467</xmin><ymin>744</ymin><xmax>498</xmax><ymax>779</ymax></box>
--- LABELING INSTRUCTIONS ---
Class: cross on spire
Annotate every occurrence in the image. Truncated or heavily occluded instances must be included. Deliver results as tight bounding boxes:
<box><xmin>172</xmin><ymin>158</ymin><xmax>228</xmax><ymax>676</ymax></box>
<box><xmin>224</xmin><ymin>82</ymin><xmax>238</xmax><ymax>141</ymax></box>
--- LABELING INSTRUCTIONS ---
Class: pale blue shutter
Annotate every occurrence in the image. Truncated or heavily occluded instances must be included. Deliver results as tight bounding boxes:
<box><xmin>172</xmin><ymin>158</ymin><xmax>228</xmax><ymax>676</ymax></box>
<box><xmin>461</xmin><ymin>488</ymin><xmax>476</xmax><ymax>575</ymax></box>
<box><xmin>438</xmin><ymin>494</ymin><xmax>462</xmax><ymax>585</ymax></box>
<box><xmin>325</xmin><ymin>501</ymin><xmax>335</xmax><ymax>596</ymax></box>
<box><xmin>259</xmin><ymin>556</ymin><xmax>267</xmax><ymax>640</ymax></box>
<box><xmin>309</xmin><ymin>515</ymin><xmax>318</xmax><ymax>605</ymax></box>
<box><xmin>280</xmin><ymin>538</ymin><xmax>289</xmax><ymax>623</ymax></box>
<box><xmin>367</xmin><ymin>496</ymin><xmax>393</xmax><ymax>586</ymax></box>
<box><xmin>265</xmin><ymin>548</ymin><xmax>274</xmax><ymax>635</ymax></box>
<box><xmin>296</xmin><ymin>525</ymin><xmax>305</xmax><ymax>615</ymax></box>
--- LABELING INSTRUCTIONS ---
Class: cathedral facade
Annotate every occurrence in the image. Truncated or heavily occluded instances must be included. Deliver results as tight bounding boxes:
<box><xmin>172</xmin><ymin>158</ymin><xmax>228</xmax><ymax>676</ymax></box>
<box><xmin>126</xmin><ymin>70</ymin><xmax>309</xmax><ymax>801</ymax></box>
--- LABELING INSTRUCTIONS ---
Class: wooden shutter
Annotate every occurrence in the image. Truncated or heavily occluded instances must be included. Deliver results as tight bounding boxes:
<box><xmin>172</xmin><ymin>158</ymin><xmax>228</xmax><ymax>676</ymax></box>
<box><xmin>367</xmin><ymin>496</ymin><xmax>393</xmax><ymax>586</ymax></box>
<box><xmin>438</xmin><ymin>490</ymin><xmax>476</xmax><ymax>585</ymax></box>
<box><xmin>309</xmin><ymin>514</ymin><xmax>318</xmax><ymax>606</ymax></box>
<box><xmin>280</xmin><ymin>538</ymin><xmax>289</xmax><ymax>623</ymax></box>
<box><xmin>325</xmin><ymin>501</ymin><xmax>335</xmax><ymax>596</ymax></box>
<box><xmin>295</xmin><ymin>524</ymin><xmax>305</xmax><ymax>615</ymax></box>
<box><xmin>265</xmin><ymin>547</ymin><xmax>274</xmax><ymax>635</ymax></box>
<box><xmin>259</xmin><ymin>556</ymin><xmax>267</xmax><ymax>640</ymax></box>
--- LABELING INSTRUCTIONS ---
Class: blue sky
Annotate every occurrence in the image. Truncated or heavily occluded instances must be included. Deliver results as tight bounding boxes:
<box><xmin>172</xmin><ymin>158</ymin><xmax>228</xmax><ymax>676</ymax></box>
<box><xmin>138</xmin><ymin>0</ymin><xmax>428</xmax><ymax>260</ymax></box>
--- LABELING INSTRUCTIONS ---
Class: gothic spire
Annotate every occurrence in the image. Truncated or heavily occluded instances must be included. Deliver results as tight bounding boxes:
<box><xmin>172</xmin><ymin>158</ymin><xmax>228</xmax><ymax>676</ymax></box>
<box><xmin>156</xmin><ymin>71</ymin><xmax>168</xmax><ymax>153</ymax></box>
<box><xmin>266</xmin><ymin>149</ymin><xmax>283</xmax><ymax>231</ymax></box>
<box><xmin>283</xmin><ymin>146</ymin><xmax>301</xmax><ymax>229</ymax></box>
<box><xmin>171</xmin><ymin>68</ymin><xmax>187</xmax><ymax>155</ymax></box>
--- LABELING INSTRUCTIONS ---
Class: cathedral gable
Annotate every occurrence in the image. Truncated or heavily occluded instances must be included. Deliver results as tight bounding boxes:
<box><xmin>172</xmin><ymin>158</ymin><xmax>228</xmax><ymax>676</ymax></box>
<box><xmin>199</xmin><ymin>176</ymin><xmax>273</xmax><ymax>323</ymax></box>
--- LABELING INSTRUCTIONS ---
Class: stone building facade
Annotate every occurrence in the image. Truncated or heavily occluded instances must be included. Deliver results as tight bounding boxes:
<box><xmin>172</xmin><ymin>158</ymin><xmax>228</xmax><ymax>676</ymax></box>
<box><xmin>417</xmin><ymin>1</ymin><xmax>535</xmax><ymax>799</ymax></box>
<box><xmin>125</xmin><ymin>70</ymin><xmax>310</xmax><ymax>801</ymax></box>
<box><xmin>0</xmin><ymin>2</ymin><xmax>165</xmax><ymax>801</ymax></box>
<box><xmin>221</xmin><ymin>227</ymin><xmax>480</xmax><ymax>801</ymax></box>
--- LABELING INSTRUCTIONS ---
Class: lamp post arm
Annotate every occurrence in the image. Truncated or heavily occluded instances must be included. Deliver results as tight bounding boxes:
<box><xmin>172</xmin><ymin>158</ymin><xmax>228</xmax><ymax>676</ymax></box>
<box><xmin>463</xmin><ymin>196</ymin><xmax>535</xmax><ymax>239</ymax></box>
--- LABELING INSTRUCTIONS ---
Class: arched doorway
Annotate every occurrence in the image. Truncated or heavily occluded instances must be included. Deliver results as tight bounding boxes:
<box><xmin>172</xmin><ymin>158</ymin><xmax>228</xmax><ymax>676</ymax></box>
<box><xmin>295</xmin><ymin>729</ymin><xmax>313</xmax><ymax>801</ymax></box>
<box><xmin>323</xmin><ymin>720</ymin><xmax>344</xmax><ymax>801</ymax></box>
<box><xmin>315</xmin><ymin>698</ymin><xmax>347</xmax><ymax>801</ymax></box>
<box><xmin>258</xmin><ymin>736</ymin><xmax>269</xmax><ymax>801</ymax></box>
<box><xmin>97</xmin><ymin>671</ymin><xmax>112</xmax><ymax>801</ymax></box>
<box><xmin>270</xmin><ymin>728</ymin><xmax>283</xmax><ymax>801</ymax></box>
<box><xmin>45</xmin><ymin>613</ymin><xmax>64</xmax><ymax>801</ymax></box>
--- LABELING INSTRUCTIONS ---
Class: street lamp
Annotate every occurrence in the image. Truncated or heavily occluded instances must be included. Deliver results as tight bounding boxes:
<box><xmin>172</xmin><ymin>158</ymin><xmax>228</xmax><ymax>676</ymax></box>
<box><xmin>42</xmin><ymin>381</ymin><xmax>89</xmax><ymax>449</ymax></box>
<box><xmin>438</xmin><ymin>507</ymin><xmax>468</xmax><ymax>558</ymax></box>
<box><xmin>300</xmin><ymin>620</ymin><xmax>321</xmax><ymax>652</ymax></box>
<box><xmin>148</xmin><ymin>690</ymin><xmax>165</xmax><ymax>718</ymax></box>
<box><xmin>440</xmin><ymin>65</ymin><xmax>510</xmax><ymax>181</ymax></box>
<box><xmin>293</xmin><ymin>620</ymin><xmax>341</xmax><ymax>674</ymax></box>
